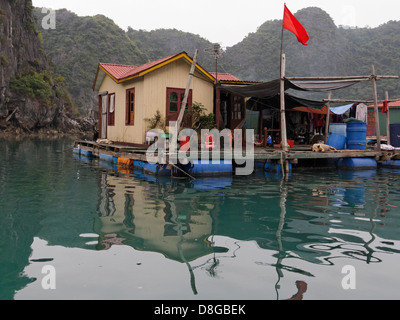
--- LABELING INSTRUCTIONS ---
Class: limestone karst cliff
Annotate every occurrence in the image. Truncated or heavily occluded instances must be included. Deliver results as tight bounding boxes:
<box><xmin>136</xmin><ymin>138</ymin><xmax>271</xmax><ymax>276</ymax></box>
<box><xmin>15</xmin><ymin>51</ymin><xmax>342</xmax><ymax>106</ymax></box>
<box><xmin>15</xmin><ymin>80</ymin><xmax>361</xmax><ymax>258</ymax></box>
<box><xmin>0</xmin><ymin>0</ymin><xmax>93</xmax><ymax>135</ymax></box>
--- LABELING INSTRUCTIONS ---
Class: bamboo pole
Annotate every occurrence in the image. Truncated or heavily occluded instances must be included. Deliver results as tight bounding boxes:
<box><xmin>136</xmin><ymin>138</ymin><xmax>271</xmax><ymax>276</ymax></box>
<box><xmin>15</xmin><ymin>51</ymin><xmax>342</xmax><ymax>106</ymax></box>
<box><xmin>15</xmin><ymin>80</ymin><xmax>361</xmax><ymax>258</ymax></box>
<box><xmin>169</xmin><ymin>49</ymin><xmax>198</xmax><ymax>165</ymax></box>
<box><xmin>286</xmin><ymin>75</ymin><xmax>399</xmax><ymax>81</ymax></box>
<box><xmin>324</xmin><ymin>91</ymin><xmax>332</xmax><ymax>144</ymax></box>
<box><xmin>386</xmin><ymin>91</ymin><xmax>391</xmax><ymax>146</ymax></box>
<box><xmin>176</xmin><ymin>49</ymin><xmax>199</xmax><ymax>130</ymax></box>
<box><xmin>280</xmin><ymin>53</ymin><xmax>288</xmax><ymax>153</ymax></box>
<box><xmin>279</xmin><ymin>22</ymin><xmax>289</xmax><ymax>176</ymax></box>
<box><xmin>371</xmin><ymin>65</ymin><xmax>381</xmax><ymax>150</ymax></box>
<box><xmin>323</xmin><ymin>98</ymin><xmax>400</xmax><ymax>104</ymax></box>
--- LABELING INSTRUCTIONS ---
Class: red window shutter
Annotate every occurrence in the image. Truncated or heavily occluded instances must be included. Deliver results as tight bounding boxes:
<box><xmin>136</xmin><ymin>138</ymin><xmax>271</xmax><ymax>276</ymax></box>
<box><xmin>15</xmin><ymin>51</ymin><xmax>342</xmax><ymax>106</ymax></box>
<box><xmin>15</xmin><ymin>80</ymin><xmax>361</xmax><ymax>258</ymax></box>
<box><xmin>166</xmin><ymin>88</ymin><xmax>192</xmax><ymax>123</ymax></box>
<box><xmin>108</xmin><ymin>93</ymin><xmax>115</xmax><ymax>126</ymax></box>
<box><xmin>125</xmin><ymin>88</ymin><xmax>135</xmax><ymax>125</ymax></box>
<box><xmin>126</xmin><ymin>90</ymin><xmax>130</xmax><ymax>124</ymax></box>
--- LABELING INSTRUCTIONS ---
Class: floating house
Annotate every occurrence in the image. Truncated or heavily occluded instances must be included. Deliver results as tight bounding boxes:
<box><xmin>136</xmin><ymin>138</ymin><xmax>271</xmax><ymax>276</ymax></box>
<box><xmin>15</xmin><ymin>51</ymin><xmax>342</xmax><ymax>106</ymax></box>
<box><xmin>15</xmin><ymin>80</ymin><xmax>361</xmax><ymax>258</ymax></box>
<box><xmin>93</xmin><ymin>52</ymin><xmax>214</xmax><ymax>144</ymax></box>
<box><xmin>92</xmin><ymin>51</ymin><xmax>256</xmax><ymax>145</ymax></box>
<box><xmin>81</xmin><ymin>51</ymin><xmax>400</xmax><ymax>176</ymax></box>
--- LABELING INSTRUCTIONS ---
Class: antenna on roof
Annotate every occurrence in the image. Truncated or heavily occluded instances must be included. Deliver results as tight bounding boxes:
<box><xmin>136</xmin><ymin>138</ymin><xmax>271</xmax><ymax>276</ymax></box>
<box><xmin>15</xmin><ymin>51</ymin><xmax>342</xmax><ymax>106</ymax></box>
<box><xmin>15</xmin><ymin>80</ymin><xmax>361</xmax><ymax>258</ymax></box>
<box><xmin>205</xmin><ymin>43</ymin><xmax>224</xmax><ymax>83</ymax></box>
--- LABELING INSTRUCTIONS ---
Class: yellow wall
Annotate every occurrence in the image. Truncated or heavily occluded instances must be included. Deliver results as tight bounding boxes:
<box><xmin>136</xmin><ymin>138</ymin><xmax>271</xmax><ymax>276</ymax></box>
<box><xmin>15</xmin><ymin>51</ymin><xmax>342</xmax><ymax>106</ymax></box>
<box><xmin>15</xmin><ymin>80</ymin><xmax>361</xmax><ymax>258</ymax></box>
<box><xmin>98</xmin><ymin>59</ymin><xmax>214</xmax><ymax>144</ymax></box>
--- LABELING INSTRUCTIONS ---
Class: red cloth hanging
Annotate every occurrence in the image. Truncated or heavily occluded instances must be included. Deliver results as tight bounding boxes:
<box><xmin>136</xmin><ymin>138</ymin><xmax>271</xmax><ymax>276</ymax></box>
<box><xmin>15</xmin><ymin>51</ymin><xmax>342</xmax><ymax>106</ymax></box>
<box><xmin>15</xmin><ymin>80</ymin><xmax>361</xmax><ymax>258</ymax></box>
<box><xmin>382</xmin><ymin>100</ymin><xmax>389</xmax><ymax>113</ymax></box>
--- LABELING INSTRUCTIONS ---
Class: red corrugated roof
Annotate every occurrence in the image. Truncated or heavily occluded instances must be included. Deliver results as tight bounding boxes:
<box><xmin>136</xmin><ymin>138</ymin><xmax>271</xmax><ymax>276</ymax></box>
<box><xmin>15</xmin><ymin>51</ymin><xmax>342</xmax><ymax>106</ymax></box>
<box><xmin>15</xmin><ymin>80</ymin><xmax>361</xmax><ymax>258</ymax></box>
<box><xmin>210</xmin><ymin>72</ymin><xmax>240</xmax><ymax>81</ymax></box>
<box><xmin>99</xmin><ymin>53</ymin><xmax>185</xmax><ymax>81</ymax></box>
<box><xmin>375</xmin><ymin>99</ymin><xmax>400</xmax><ymax>108</ymax></box>
<box><xmin>94</xmin><ymin>51</ymin><xmax>218</xmax><ymax>90</ymax></box>
<box><xmin>130</xmin><ymin>53</ymin><xmax>180</xmax><ymax>77</ymax></box>
<box><xmin>99</xmin><ymin>63</ymin><xmax>138</xmax><ymax>81</ymax></box>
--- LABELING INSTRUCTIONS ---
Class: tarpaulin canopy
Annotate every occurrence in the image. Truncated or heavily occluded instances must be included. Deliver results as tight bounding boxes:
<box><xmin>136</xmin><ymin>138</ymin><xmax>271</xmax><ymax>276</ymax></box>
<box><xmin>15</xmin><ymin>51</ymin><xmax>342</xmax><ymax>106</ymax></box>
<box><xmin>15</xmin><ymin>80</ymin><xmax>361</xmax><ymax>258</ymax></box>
<box><xmin>293</xmin><ymin>106</ymin><xmax>333</xmax><ymax>115</ymax></box>
<box><xmin>289</xmin><ymin>80</ymin><xmax>363</xmax><ymax>92</ymax></box>
<box><xmin>256</xmin><ymin>93</ymin><xmax>326</xmax><ymax>110</ymax></box>
<box><xmin>329</xmin><ymin>103</ymin><xmax>354</xmax><ymax>115</ymax></box>
<box><xmin>218</xmin><ymin>78</ymin><xmax>364</xmax><ymax>110</ymax></box>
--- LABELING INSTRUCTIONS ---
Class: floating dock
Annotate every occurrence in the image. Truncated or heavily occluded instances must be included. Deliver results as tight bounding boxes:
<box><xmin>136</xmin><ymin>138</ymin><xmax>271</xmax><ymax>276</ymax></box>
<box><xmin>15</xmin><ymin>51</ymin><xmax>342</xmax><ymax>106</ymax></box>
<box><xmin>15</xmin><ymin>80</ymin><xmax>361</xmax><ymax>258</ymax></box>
<box><xmin>73</xmin><ymin>140</ymin><xmax>400</xmax><ymax>177</ymax></box>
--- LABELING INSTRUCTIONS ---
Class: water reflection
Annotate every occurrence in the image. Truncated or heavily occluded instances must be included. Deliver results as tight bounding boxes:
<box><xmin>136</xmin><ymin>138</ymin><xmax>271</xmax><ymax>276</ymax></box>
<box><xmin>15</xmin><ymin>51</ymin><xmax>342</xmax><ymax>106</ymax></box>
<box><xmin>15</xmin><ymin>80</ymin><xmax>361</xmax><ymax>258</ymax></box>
<box><xmin>90</xmin><ymin>162</ymin><xmax>400</xmax><ymax>299</ymax></box>
<box><xmin>3</xmin><ymin>138</ymin><xmax>400</xmax><ymax>299</ymax></box>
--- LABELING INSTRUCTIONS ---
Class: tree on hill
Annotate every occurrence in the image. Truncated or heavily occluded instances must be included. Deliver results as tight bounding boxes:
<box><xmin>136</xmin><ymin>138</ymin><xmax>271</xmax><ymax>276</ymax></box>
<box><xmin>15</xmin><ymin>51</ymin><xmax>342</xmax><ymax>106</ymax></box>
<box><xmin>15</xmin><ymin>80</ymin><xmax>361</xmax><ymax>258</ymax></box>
<box><xmin>34</xmin><ymin>6</ymin><xmax>400</xmax><ymax>113</ymax></box>
<box><xmin>34</xmin><ymin>8</ymin><xmax>148</xmax><ymax>113</ymax></box>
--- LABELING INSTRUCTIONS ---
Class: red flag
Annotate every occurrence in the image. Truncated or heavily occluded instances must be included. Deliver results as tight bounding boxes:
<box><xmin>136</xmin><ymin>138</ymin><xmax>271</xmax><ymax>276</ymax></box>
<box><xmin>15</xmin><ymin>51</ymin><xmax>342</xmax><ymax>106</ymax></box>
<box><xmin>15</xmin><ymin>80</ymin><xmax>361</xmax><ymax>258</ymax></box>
<box><xmin>283</xmin><ymin>4</ymin><xmax>309</xmax><ymax>46</ymax></box>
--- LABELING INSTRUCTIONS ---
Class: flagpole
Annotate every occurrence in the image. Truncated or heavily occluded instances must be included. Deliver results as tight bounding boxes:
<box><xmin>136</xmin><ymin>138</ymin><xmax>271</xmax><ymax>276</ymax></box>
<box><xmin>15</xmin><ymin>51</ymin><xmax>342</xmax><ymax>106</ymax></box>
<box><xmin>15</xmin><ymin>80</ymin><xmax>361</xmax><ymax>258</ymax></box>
<box><xmin>280</xmin><ymin>18</ymin><xmax>289</xmax><ymax>154</ymax></box>
<box><xmin>280</xmin><ymin>23</ymin><xmax>284</xmax><ymax>69</ymax></box>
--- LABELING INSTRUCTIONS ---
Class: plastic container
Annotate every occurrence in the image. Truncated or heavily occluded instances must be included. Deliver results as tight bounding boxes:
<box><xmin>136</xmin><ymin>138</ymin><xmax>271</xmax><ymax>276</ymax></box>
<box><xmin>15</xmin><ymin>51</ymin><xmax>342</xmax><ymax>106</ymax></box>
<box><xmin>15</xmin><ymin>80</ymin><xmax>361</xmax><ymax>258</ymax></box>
<box><xmin>338</xmin><ymin>158</ymin><xmax>377</xmax><ymax>169</ymax></box>
<box><xmin>278</xmin><ymin>141</ymin><xmax>294</xmax><ymax>148</ymax></box>
<box><xmin>100</xmin><ymin>153</ymin><xmax>118</xmax><ymax>164</ymax></box>
<box><xmin>327</xmin><ymin>133</ymin><xmax>346</xmax><ymax>150</ymax></box>
<box><xmin>390</xmin><ymin>123</ymin><xmax>400</xmax><ymax>147</ymax></box>
<box><xmin>186</xmin><ymin>160</ymin><xmax>232</xmax><ymax>175</ymax></box>
<box><xmin>329</xmin><ymin>123</ymin><xmax>347</xmax><ymax>137</ymax></box>
<box><xmin>346</xmin><ymin>122</ymin><xmax>367</xmax><ymax>150</ymax></box>
<box><xmin>382</xmin><ymin>160</ymin><xmax>400</xmax><ymax>168</ymax></box>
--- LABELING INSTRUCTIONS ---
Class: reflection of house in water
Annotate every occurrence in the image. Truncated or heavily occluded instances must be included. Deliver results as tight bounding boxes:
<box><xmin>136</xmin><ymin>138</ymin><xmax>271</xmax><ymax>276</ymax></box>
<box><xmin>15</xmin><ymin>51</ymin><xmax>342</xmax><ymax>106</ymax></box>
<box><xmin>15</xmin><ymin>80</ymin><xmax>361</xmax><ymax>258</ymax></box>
<box><xmin>95</xmin><ymin>172</ymin><xmax>216</xmax><ymax>263</ymax></box>
<box><xmin>94</xmin><ymin>166</ymin><xmax>400</xmax><ymax>298</ymax></box>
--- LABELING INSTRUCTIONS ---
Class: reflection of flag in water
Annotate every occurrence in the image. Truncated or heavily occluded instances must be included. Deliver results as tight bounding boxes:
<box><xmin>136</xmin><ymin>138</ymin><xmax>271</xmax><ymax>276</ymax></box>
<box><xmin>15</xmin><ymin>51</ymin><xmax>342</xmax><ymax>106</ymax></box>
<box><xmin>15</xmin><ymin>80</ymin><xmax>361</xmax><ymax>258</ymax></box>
<box><xmin>283</xmin><ymin>4</ymin><xmax>309</xmax><ymax>46</ymax></box>
<box><xmin>204</xmin><ymin>133</ymin><xmax>215</xmax><ymax>150</ymax></box>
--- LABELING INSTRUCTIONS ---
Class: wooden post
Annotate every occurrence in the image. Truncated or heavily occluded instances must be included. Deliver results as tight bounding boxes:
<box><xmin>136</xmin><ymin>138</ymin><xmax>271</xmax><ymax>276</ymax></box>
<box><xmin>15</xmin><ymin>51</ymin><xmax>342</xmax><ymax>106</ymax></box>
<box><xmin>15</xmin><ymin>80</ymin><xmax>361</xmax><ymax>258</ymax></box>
<box><xmin>324</xmin><ymin>91</ymin><xmax>332</xmax><ymax>144</ymax></box>
<box><xmin>385</xmin><ymin>91</ymin><xmax>391</xmax><ymax>146</ymax></box>
<box><xmin>176</xmin><ymin>49</ymin><xmax>199</xmax><ymax>131</ymax></box>
<box><xmin>371</xmin><ymin>65</ymin><xmax>381</xmax><ymax>150</ymax></box>
<box><xmin>216</xmin><ymin>87</ymin><xmax>221</xmax><ymax>130</ymax></box>
<box><xmin>169</xmin><ymin>49</ymin><xmax>198</xmax><ymax>163</ymax></box>
<box><xmin>280</xmin><ymin>53</ymin><xmax>288</xmax><ymax>153</ymax></box>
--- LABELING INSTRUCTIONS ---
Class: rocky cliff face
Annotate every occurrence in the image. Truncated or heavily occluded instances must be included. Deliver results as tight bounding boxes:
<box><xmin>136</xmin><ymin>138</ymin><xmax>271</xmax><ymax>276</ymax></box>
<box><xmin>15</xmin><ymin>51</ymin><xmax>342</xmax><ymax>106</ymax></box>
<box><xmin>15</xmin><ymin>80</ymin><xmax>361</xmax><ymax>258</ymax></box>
<box><xmin>0</xmin><ymin>0</ymin><xmax>94</xmax><ymax>135</ymax></box>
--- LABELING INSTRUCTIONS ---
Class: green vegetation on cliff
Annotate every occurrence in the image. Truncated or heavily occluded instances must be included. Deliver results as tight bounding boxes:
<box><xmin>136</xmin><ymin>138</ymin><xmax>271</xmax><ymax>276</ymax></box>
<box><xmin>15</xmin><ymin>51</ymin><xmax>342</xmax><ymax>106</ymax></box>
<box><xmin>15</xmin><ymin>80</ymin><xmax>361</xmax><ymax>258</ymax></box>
<box><xmin>34</xmin><ymin>6</ymin><xmax>400</xmax><ymax>113</ymax></box>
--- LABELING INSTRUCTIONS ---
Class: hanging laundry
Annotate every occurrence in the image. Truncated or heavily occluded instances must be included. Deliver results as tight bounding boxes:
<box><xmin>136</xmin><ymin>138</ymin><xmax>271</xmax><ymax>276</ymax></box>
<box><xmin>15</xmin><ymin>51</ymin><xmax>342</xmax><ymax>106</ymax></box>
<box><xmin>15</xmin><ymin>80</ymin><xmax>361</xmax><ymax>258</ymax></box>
<box><xmin>356</xmin><ymin>103</ymin><xmax>368</xmax><ymax>122</ymax></box>
<box><xmin>314</xmin><ymin>114</ymin><xmax>325</xmax><ymax>134</ymax></box>
<box><xmin>382</xmin><ymin>100</ymin><xmax>389</xmax><ymax>114</ymax></box>
<box><xmin>349</xmin><ymin>104</ymin><xmax>357</xmax><ymax>118</ymax></box>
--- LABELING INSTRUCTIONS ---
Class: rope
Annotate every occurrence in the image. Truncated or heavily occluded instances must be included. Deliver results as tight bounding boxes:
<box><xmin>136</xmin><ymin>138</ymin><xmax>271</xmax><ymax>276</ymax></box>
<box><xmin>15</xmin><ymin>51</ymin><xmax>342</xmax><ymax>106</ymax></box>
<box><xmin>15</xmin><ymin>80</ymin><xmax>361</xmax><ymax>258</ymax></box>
<box><xmin>169</xmin><ymin>162</ymin><xmax>196</xmax><ymax>180</ymax></box>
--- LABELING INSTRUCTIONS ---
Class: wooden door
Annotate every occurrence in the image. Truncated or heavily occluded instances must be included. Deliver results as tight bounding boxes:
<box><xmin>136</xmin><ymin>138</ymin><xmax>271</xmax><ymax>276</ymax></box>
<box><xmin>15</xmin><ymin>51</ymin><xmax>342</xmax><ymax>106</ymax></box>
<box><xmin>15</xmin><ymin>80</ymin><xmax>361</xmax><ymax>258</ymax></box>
<box><xmin>126</xmin><ymin>88</ymin><xmax>135</xmax><ymax>126</ymax></box>
<box><xmin>100</xmin><ymin>94</ymin><xmax>108</xmax><ymax>139</ymax></box>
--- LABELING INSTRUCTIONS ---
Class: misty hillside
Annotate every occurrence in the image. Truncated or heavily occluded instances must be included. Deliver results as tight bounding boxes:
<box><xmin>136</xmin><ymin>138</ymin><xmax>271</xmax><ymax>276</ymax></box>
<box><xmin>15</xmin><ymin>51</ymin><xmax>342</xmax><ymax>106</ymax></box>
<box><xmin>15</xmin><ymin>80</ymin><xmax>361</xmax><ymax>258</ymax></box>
<box><xmin>220</xmin><ymin>7</ymin><xmax>400</xmax><ymax>100</ymax></box>
<box><xmin>34</xmin><ymin>6</ymin><xmax>400</xmax><ymax>113</ymax></box>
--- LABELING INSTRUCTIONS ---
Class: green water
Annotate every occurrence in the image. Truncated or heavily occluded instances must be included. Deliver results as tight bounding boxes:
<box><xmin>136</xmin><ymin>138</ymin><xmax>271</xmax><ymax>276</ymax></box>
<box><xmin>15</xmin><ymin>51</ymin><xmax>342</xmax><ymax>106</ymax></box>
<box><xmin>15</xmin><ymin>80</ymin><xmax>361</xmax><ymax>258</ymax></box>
<box><xmin>1</xmin><ymin>137</ymin><xmax>400</xmax><ymax>300</ymax></box>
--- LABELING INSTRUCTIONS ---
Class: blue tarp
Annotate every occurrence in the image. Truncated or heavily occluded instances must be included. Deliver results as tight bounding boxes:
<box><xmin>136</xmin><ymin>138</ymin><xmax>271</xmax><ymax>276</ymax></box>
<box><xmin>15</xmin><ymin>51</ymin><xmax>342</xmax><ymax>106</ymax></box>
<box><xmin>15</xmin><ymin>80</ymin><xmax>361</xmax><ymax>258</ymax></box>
<box><xmin>330</xmin><ymin>104</ymin><xmax>353</xmax><ymax>115</ymax></box>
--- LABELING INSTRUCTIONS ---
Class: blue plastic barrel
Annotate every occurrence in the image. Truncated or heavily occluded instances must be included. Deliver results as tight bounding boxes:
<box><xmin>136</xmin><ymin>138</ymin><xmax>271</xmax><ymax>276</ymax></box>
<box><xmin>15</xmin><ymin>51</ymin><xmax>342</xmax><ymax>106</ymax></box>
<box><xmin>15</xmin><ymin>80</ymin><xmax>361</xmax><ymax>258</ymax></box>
<box><xmin>346</xmin><ymin>122</ymin><xmax>367</xmax><ymax>150</ymax></box>
<box><xmin>186</xmin><ymin>160</ymin><xmax>232</xmax><ymax>176</ymax></box>
<box><xmin>329</xmin><ymin>123</ymin><xmax>347</xmax><ymax>137</ymax></box>
<box><xmin>338</xmin><ymin>157</ymin><xmax>377</xmax><ymax>169</ymax></box>
<box><xmin>390</xmin><ymin>123</ymin><xmax>400</xmax><ymax>147</ymax></box>
<box><xmin>382</xmin><ymin>160</ymin><xmax>400</xmax><ymax>168</ymax></box>
<box><xmin>327</xmin><ymin>133</ymin><xmax>346</xmax><ymax>149</ymax></box>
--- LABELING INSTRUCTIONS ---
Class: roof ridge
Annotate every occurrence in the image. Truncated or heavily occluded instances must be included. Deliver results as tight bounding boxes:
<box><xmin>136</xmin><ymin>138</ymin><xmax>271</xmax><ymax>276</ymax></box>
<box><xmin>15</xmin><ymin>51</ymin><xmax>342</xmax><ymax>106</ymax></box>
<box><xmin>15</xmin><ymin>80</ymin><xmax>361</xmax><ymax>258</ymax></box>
<box><xmin>210</xmin><ymin>72</ymin><xmax>234</xmax><ymax>75</ymax></box>
<box><xmin>96</xmin><ymin>51</ymin><xmax>215</xmax><ymax>85</ymax></box>
<box><xmin>100</xmin><ymin>62</ymin><xmax>137</xmax><ymax>67</ymax></box>
<box><xmin>118</xmin><ymin>52</ymin><xmax>186</xmax><ymax>79</ymax></box>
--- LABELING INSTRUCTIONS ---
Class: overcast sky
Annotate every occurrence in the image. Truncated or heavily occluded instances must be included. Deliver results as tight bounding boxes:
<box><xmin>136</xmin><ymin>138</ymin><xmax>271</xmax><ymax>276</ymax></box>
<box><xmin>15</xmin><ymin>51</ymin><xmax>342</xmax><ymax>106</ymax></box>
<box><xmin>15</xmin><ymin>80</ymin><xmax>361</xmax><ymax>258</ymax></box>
<box><xmin>32</xmin><ymin>0</ymin><xmax>400</xmax><ymax>47</ymax></box>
